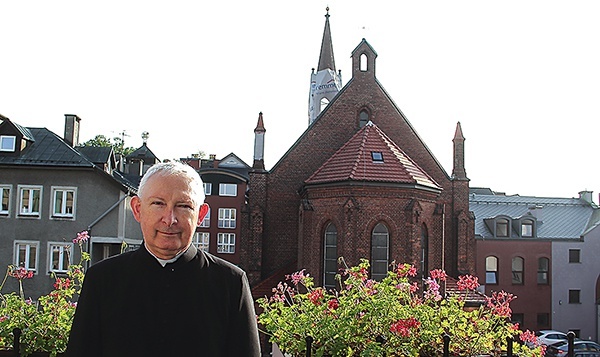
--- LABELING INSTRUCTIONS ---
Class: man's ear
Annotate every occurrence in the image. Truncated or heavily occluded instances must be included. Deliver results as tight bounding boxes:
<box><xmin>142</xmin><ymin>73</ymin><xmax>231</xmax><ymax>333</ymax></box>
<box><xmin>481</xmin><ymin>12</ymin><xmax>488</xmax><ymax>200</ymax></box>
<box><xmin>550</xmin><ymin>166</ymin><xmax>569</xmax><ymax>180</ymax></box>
<box><xmin>197</xmin><ymin>203</ymin><xmax>209</xmax><ymax>225</ymax></box>
<box><xmin>131</xmin><ymin>196</ymin><xmax>142</xmax><ymax>223</ymax></box>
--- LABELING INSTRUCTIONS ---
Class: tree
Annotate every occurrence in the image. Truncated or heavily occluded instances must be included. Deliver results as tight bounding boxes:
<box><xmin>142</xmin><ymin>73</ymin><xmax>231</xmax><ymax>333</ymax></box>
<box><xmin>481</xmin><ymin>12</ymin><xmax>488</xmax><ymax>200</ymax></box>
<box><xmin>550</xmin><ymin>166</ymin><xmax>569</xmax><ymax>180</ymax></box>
<box><xmin>80</xmin><ymin>135</ymin><xmax>136</xmax><ymax>156</ymax></box>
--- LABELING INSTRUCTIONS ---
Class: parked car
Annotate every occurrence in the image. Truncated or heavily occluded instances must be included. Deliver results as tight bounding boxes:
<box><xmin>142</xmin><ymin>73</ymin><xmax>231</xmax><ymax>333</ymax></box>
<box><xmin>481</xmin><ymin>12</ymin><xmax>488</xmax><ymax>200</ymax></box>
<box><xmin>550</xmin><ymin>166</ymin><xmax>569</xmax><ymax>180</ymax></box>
<box><xmin>545</xmin><ymin>340</ymin><xmax>600</xmax><ymax>357</ymax></box>
<box><xmin>531</xmin><ymin>330</ymin><xmax>568</xmax><ymax>347</ymax></box>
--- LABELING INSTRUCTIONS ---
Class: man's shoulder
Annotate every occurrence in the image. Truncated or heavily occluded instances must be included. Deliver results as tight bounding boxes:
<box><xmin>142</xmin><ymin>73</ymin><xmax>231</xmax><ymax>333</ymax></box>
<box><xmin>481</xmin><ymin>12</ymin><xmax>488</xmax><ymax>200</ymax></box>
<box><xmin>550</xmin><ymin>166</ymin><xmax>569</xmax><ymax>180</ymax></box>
<box><xmin>86</xmin><ymin>250</ymin><xmax>137</xmax><ymax>273</ymax></box>
<box><xmin>198</xmin><ymin>250</ymin><xmax>246</xmax><ymax>278</ymax></box>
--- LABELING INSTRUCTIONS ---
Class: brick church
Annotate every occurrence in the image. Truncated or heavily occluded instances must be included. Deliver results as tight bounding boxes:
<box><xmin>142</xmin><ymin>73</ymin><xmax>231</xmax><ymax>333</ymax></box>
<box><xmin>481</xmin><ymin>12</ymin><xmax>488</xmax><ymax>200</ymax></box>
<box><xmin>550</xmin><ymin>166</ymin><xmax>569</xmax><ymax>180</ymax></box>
<box><xmin>243</xmin><ymin>10</ymin><xmax>475</xmax><ymax>292</ymax></box>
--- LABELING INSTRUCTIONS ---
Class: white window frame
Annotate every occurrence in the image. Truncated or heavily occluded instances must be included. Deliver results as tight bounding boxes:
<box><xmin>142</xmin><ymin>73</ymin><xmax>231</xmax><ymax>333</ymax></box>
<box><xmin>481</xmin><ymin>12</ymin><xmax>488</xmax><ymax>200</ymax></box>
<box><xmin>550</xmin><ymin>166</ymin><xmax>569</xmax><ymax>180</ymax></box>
<box><xmin>219</xmin><ymin>183</ymin><xmax>237</xmax><ymax>197</ymax></box>
<box><xmin>0</xmin><ymin>135</ymin><xmax>16</xmax><ymax>152</ymax></box>
<box><xmin>194</xmin><ymin>232</ymin><xmax>210</xmax><ymax>252</ymax></box>
<box><xmin>218</xmin><ymin>208</ymin><xmax>236</xmax><ymax>228</ymax></box>
<box><xmin>203</xmin><ymin>182</ymin><xmax>212</xmax><ymax>196</ymax></box>
<box><xmin>0</xmin><ymin>185</ymin><xmax>11</xmax><ymax>216</ymax></box>
<box><xmin>217</xmin><ymin>233</ymin><xmax>235</xmax><ymax>254</ymax></box>
<box><xmin>199</xmin><ymin>207</ymin><xmax>210</xmax><ymax>227</ymax></box>
<box><xmin>18</xmin><ymin>185</ymin><xmax>42</xmax><ymax>217</ymax></box>
<box><xmin>48</xmin><ymin>242</ymin><xmax>73</xmax><ymax>274</ymax></box>
<box><xmin>51</xmin><ymin>186</ymin><xmax>76</xmax><ymax>219</ymax></box>
<box><xmin>14</xmin><ymin>240</ymin><xmax>39</xmax><ymax>272</ymax></box>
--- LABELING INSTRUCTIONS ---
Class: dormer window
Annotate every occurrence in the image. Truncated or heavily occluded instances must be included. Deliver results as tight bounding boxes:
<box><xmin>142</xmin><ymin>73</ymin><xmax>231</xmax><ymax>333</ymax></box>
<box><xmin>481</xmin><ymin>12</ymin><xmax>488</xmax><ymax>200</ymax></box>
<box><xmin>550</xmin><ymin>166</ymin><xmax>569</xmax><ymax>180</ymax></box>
<box><xmin>371</xmin><ymin>151</ymin><xmax>383</xmax><ymax>163</ymax></box>
<box><xmin>521</xmin><ymin>219</ymin><xmax>534</xmax><ymax>237</ymax></box>
<box><xmin>495</xmin><ymin>218</ymin><xmax>509</xmax><ymax>237</ymax></box>
<box><xmin>0</xmin><ymin>135</ymin><xmax>16</xmax><ymax>152</ymax></box>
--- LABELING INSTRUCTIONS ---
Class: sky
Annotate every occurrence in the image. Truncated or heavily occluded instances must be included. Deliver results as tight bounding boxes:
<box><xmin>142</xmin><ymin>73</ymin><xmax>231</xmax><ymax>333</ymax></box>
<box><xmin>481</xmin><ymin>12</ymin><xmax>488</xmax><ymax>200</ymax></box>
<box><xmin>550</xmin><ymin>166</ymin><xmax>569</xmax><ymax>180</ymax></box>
<box><xmin>1</xmin><ymin>1</ymin><xmax>599</xmax><ymax>200</ymax></box>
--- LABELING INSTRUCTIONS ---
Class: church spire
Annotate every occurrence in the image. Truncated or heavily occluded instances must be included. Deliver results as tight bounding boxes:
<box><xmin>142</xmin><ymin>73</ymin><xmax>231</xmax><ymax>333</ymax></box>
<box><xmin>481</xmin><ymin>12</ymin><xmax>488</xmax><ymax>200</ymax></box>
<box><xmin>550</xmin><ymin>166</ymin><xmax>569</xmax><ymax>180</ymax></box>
<box><xmin>452</xmin><ymin>121</ymin><xmax>467</xmax><ymax>180</ymax></box>
<box><xmin>308</xmin><ymin>7</ymin><xmax>342</xmax><ymax>126</ymax></box>
<box><xmin>253</xmin><ymin>112</ymin><xmax>266</xmax><ymax>170</ymax></box>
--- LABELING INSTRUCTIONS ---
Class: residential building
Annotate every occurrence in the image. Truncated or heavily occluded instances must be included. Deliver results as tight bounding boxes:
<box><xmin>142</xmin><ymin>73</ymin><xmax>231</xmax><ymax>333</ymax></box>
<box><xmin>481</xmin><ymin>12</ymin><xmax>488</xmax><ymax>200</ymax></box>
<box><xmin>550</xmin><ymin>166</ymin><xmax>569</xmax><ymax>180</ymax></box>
<box><xmin>181</xmin><ymin>153</ymin><xmax>250</xmax><ymax>266</ymax></box>
<box><xmin>470</xmin><ymin>189</ymin><xmax>600</xmax><ymax>340</ymax></box>
<box><xmin>0</xmin><ymin>114</ymin><xmax>143</xmax><ymax>298</ymax></box>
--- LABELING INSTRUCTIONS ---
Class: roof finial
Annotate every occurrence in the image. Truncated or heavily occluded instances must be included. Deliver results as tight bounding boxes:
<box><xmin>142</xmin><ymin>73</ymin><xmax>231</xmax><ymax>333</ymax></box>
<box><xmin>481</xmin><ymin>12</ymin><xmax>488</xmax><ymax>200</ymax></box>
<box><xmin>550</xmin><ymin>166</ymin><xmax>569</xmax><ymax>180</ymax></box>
<box><xmin>326</xmin><ymin>6</ymin><xmax>329</xmax><ymax>17</ymax></box>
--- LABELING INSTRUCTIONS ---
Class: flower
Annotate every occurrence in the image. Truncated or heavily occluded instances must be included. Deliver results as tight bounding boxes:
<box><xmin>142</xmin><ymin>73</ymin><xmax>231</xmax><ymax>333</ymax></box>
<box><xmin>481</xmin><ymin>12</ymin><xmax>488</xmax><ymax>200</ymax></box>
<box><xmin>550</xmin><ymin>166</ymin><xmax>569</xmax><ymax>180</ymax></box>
<box><xmin>258</xmin><ymin>257</ymin><xmax>545</xmax><ymax>357</ymax></box>
<box><xmin>0</xmin><ymin>230</ymin><xmax>90</xmax><ymax>356</ymax></box>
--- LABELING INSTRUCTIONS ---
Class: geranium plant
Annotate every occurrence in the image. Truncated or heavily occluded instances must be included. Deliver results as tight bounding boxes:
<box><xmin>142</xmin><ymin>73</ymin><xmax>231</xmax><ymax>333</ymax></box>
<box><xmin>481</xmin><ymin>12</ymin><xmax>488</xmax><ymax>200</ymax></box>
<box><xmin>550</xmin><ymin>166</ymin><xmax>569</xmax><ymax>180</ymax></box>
<box><xmin>0</xmin><ymin>231</ymin><xmax>89</xmax><ymax>357</ymax></box>
<box><xmin>258</xmin><ymin>258</ymin><xmax>545</xmax><ymax>357</ymax></box>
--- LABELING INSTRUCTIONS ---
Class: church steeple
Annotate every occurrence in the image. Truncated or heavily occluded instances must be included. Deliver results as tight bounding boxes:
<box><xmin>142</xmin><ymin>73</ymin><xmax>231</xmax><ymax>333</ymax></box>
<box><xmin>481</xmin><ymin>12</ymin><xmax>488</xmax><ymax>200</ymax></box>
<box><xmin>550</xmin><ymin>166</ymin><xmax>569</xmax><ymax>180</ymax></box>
<box><xmin>253</xmin><ymin>112</ymin><xmax>266</xmax><ymax>170</ymax></box>
<box><xmin>452</xmin><ymin>121</ymin><xmax>467</xmax><ymax>180</ymax></box>
<box><xmin>308</xmin><ymin>7</ymin><xmax>342</xmax><ymax>126</ymax></box>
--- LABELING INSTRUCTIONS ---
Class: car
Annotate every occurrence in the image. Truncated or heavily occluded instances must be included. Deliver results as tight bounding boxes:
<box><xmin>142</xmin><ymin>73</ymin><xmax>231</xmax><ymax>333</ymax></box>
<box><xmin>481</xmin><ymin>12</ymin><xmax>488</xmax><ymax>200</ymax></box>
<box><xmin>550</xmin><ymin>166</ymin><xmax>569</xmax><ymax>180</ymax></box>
<box><xmin>545</xmin><ymin>340</ymin><xmax>600</xmax><ymax>357</ymax></box>
<box><xmin>532</xmin><ymin>330</ymin><xmax>569</xmax><ymax>347</ymax></box>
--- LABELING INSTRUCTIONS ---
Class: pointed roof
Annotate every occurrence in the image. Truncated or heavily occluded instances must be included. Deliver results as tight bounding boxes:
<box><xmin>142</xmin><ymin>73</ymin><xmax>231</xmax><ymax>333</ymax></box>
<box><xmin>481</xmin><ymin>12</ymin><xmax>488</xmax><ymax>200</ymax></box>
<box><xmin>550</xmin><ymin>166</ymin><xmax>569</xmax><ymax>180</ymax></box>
<box><xmin>305</xmin><ymin>122</ymin><xmax>441</xmax><ymax>190</ymax></box>
<box><xmin>127</xmin><ymin>142</ymin><xmax>158</xmax><ymax>161</ymax></box>
<box><xmin>254</xmin><ymin>112</ymin><xmax>266</xmax><ymax>133</ymax></box>
<box><xmin>317</xmin><ymin>7</ymin><xmax>336</xmax><ymax>72</ymax></box>
<box><xmin>453</xmin><ymin>121</ymin><xmax>465</xmax><ymax>141</ymax></box>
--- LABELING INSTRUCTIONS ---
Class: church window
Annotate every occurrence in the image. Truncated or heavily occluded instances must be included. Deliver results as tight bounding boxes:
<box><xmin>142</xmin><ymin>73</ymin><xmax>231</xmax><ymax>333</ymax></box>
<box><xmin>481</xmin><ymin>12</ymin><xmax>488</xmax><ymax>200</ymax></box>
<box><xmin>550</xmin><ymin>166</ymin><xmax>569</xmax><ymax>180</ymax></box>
<box><xmin>359</xmin><ymin>110</ymin><xmax>369</xmax><ymax>127</ymax></box>
<box><xmin>320</xmin><ymin>97</ymin><xmax>329</xmax><ymax>113</ymax></box>
<box><xmin>371</xmin><ymin>223</ymin><xmax>389</xmax><ymax>281</ymax></box>
<box><xmin>360</xmin><ymin>53</ymin><xmax>368</xmax><ymax>72</ymax></box>
<box><xmin>323</xmin><ymin>223</ymin><xmax>337</xmax><ymax>289</ymax></box>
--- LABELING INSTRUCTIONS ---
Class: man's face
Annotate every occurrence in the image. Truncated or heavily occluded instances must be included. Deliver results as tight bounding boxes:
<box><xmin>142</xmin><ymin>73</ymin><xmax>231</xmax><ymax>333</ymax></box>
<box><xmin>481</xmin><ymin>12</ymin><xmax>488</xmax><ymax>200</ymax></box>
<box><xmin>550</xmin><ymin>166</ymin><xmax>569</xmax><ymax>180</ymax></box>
<box><xmin>131</xmin><ymin>173</ymin><xmax>209</xmax><ymax>259</ymax></box>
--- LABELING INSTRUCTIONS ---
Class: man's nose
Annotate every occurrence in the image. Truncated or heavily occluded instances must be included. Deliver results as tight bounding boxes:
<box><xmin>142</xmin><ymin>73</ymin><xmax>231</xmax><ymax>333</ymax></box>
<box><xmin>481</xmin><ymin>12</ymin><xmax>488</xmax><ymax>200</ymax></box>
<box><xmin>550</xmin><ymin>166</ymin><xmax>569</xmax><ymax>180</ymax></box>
<box><xmin>162</xmin><ymin>208</ymin><xmax>178</xmax><ymax>226</ymax></box>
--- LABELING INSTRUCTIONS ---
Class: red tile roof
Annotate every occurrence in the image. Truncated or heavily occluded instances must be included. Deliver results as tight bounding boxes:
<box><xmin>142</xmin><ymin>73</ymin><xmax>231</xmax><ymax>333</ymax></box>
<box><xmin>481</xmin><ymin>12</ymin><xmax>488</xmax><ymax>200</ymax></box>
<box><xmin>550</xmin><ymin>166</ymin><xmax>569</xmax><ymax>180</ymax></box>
<box><xmin>305</xmin><ymin>122</ymin><xmax>441</xmax><ymax>189</ymax></box>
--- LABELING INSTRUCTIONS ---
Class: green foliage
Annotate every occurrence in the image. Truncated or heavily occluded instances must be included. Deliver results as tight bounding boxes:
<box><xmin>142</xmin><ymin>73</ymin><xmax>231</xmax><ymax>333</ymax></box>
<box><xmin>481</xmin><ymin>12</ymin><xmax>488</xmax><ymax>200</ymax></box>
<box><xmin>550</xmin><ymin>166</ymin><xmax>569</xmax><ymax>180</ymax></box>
<box><xmin>0</xmin><ymin>231</ymin><xmax>89</xmax><ymax>356</ymax></box>
<box><xmin>81</xmin><ymin>134</ymin><xmax>136</xmax><ymax>157</ymax></box>
<box><xmin>258</xmin><ymin>258</ymin><xmax>545</xmax><ymax>357</ymax></box>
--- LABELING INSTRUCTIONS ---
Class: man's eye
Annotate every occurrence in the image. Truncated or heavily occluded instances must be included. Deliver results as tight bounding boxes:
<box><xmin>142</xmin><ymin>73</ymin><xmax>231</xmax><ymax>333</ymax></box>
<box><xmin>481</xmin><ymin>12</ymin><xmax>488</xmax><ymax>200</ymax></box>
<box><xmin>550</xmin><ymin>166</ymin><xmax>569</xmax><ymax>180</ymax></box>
<box><xmin>151</xmin><ymin>201</ymin><xmax>165</xmax><ymax>206</ymax></box>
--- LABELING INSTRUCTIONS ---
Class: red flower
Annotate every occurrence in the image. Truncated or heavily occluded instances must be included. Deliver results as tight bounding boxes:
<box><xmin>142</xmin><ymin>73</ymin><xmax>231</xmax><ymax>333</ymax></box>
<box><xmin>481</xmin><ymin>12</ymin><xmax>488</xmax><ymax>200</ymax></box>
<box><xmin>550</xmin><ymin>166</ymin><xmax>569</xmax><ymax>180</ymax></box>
<box><xmin>486</xmin><ymin>290</ymin><xmax>515</xmax><ymax>317</ymax></box>
<box><xmin>327</xmin><ymin>298</ymin><xmax>339</xmax><ymax>310</ymax></box>
<box><xmin>9</xmin><ymin>266</ymin><xmax>34</xmax><ymax>280</ymax></box>
<box><xmin>390</xmin><ymin>317</ymin><xmax>420</xmax><ymax>337</ymax></box>
<box><xmin>308</xmin><ymin>288</ymin><xmax>324</xmax><ymax>306</ymax></box>
<box><xmin>429</xmin><ymin>269</ymin><xmax>447</xmax><ymax>281</ymax></box>
<box><xmin>396</xmin><ymin>263</ymin><xmax>417</xmax><ymax>278</ymax></box>
<box><xmin>457</xmin><ymin>275</ymin><xmax>480</xmax><ymax>291</ymax></box>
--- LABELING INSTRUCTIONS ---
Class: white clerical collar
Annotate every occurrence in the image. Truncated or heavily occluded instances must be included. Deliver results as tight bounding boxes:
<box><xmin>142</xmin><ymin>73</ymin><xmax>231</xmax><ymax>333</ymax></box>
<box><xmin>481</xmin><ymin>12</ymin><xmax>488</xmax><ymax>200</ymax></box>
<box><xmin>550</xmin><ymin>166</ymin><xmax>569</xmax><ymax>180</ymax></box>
<box><xmin>147</xmin><ymin>244</ymin><xmax>190</xmax><ymax>267</ymax></box>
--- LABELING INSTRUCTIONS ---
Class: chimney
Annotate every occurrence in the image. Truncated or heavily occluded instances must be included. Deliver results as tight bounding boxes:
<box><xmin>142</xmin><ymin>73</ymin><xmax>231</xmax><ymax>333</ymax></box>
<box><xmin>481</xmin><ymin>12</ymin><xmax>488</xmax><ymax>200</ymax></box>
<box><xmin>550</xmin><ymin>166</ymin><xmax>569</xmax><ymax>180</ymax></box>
<box><xmin>579</xmin><ymin>190</ymin><xmax>593</xmax><ymax>204</ymax></box>
<box><xmin>64</xmin><ymin>114</ymin><xmax>81</xmax><ymax>147</ymax></box>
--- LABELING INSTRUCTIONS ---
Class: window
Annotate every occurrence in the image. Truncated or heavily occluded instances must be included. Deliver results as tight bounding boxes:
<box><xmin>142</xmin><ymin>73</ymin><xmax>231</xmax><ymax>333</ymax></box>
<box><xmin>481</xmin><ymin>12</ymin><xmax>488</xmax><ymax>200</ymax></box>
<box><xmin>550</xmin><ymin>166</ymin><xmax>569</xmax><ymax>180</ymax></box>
<box><xmin>569</xmin><ymin>249</ymin><xmax>580</xmax><ymax>263</ymax></box>
<box><xmin>219</xmin><ymin>183</ymin><xmax>237</xmax><ymax>197</ymax></box>
<box><xmin>203</xmin><ymin>183</ymin><xmax>212</xmax><ymax>196</ymax></box>
<box><xmin>495</xmin><ymin>218</ymin><xmax>509</xmax><ymax>237</ymax></box>
<box><xmin>485</xmin><ymin>256</ymin><xmax>498</xmax><ymax>284</ymax></box>
<box><xmin>194</xmin><ymin>232</ymin><xmax>210</xmax><ymax>252</ymax></box>
<box><xmin>512</xmin><ymin>257</ymin><xmax>524</xmax><ymax>284</ymax></box>
<box><xmin>0</xmin><ymin>135</ymin><xmax>16</xmax><ymax>152</ymax></box>
<box><xmin>199</xmin><ymin>207</ymin><xmax>210</xmax><ymax>227</ymax></box>
<box><xmin>1</xmin><ymin>185</ymin><xmax>10</xmax><ymax>215</ymax></box>
<box><xmin>371</xmin><ymin>152</ymin><xmax>384</xmax><ymax>162</ymax></box>
<box><xmin>51</xmin><ymin>187</ymin><xmax>76</xmax><ymax>218</ymax></box>
<box><xmin>359</xmin><ymin>109</ymin><xmax>369</xmax><ymax>127</ymax></box>
<box><xmin>217</xmin><ymin>233</ymin><xmax>235</xmax><ymax>253</ymax></box>
<box><xmin>18</xmin><ymin>185</ymin><xmax>42</xmax><ymax>216</ymax></box>
<box><xmin>537</xmin><ymin>313</ymin><xmax>549</xmax><ymax>327</ymax></box>
<box><xmin>14</xmin><ymin>241</ymin><xmax>39</xmax><ymax>272</ymax></box>
<box><xmin>320</xmin><ymin>97</ymin><xmax>329</xmax><ymax>113</ymax></box>
<box><xmin>511</xmin><ymin>313</ymin><xmax>524</xmax><ymax>327</ymax></box>
<box><xmin>521</xmin><ymin>219</ymin><xmax>534</xmax><ymax>237</ymax></box>
<box><xmin>568</xmin><ymin>289</ymin><xmax>581</xmax><ymax>304</ymax></box>
<box><xmin>537</xmin><ymin>257</ymin><xmax>549</xmax><ymax>284</ymax></box>
<box><xmin>371</xmin><ymin>223</ymin><xmax>389</xmax><ymax>281</ymax></box>
<box><xmin>218</xmin><ymin>208</ymin><xmax>236</xmax><ymax>228</ymax></box>
<box><xmin>323</xmin><ymin>223</ymin><xmax>337</xmax><ymax>289</ymax></box>
<box><xmin>360</xmin><ymin>53</ymin><xmax>368</xmax><ymax>71</ymax></box>
<box><xmin>48</xmin><ymin>243</ymin><xmax>73</xmax><ymax>273</ymax></box>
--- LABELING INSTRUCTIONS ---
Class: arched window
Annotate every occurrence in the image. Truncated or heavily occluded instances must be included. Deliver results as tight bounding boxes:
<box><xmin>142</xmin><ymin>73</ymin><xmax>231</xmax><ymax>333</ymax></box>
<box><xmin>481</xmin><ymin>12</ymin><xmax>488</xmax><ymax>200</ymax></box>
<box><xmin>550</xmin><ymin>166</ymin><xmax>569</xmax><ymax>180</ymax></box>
<box><xmin>320</xmin><ymin>97</ymin><xmax>329</xmax><ymax>113</ymax></box>
<box><xmin>421</xmin><ymin>224</ymin><xmax>429</xmax><ymax>277</ymax></box>
<box><xmin>371</xmin><ymin>223</ymin><xmax>389</xmax><ymax>281</ymax></box>
<box><xmin>537</xmin><ymin>257</ymin><xmax>549</xmax><ymax>284</ymax></box>
<box><xmin>485</xmin><ymin>256</ymin><xmax>498</xmax><ymax>284</ymax></box>
<box><xmin>323</xmin><ymin>223</ymin><xmax>338</xmax><ymax>289</ymax></box>
<box><xmin>359</xmin><ymin>110</ymin><xmax>369</xmax><ymax>127</ymax></box>
<box><xmin>360</xmin><ymin>53</ymin><xmax>368</xmax><ymax>72</ymax></box>
<box><xmin>512</xmin><ymin>257</ymin><xmax>524</xmax><ymax>284</ymax></box>
<box><xmin>496</xmin><ymin>218</ymin><xmax>509</xmax><ymax>237</ymax></box>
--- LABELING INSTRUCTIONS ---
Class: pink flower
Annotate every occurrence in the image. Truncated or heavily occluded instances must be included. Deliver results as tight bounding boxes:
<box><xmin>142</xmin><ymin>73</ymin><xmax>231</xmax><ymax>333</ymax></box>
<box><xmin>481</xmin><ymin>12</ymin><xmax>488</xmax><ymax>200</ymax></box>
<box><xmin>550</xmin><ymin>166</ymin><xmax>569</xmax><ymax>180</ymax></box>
<box><xmin>286</xmin><ymin>269</ymin><xmax>307</xmax><ymax>286</ymax></box>
<box><xmin>424</xmin><ymin>277</ymin><xmax>442</xmax><ymax>301</ymax></box>
<box><xmin>9</xmin><ymin>266</ymin><xmax>34</xmax><ymax>280</ymax></box>
<box><xmin>520</xmin><ymin>329</ymin><xmax>538</xmax><ymax>345</ymax></box>
<box><xmin>457</xmin><ymin>275</ymin><xmax>480</xmax><ymax>291</ymax></box>
<box><xmin>73</xmin><ymin>230</ymin><xmax>90</xmax><ymax>244</ymax></box>
<box><xmin>396</xmin><ymin>263</ymin><xmax>417</xmax><ymax>278</ymax></box>
<box><xmin>486</xmin><ymin>290</ymin><xmax>515</xmax><ymax>317</ymax></box>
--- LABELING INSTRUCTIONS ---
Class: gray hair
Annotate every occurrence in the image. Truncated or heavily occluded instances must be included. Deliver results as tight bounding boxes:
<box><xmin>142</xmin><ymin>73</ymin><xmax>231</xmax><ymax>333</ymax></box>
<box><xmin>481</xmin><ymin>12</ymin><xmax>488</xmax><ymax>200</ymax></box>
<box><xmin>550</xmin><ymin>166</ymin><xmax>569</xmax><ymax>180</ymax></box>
<box><xmin>137</xmin><ymin>161</ymin><xmax>205</xmax><ymax>205</ymax></box>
